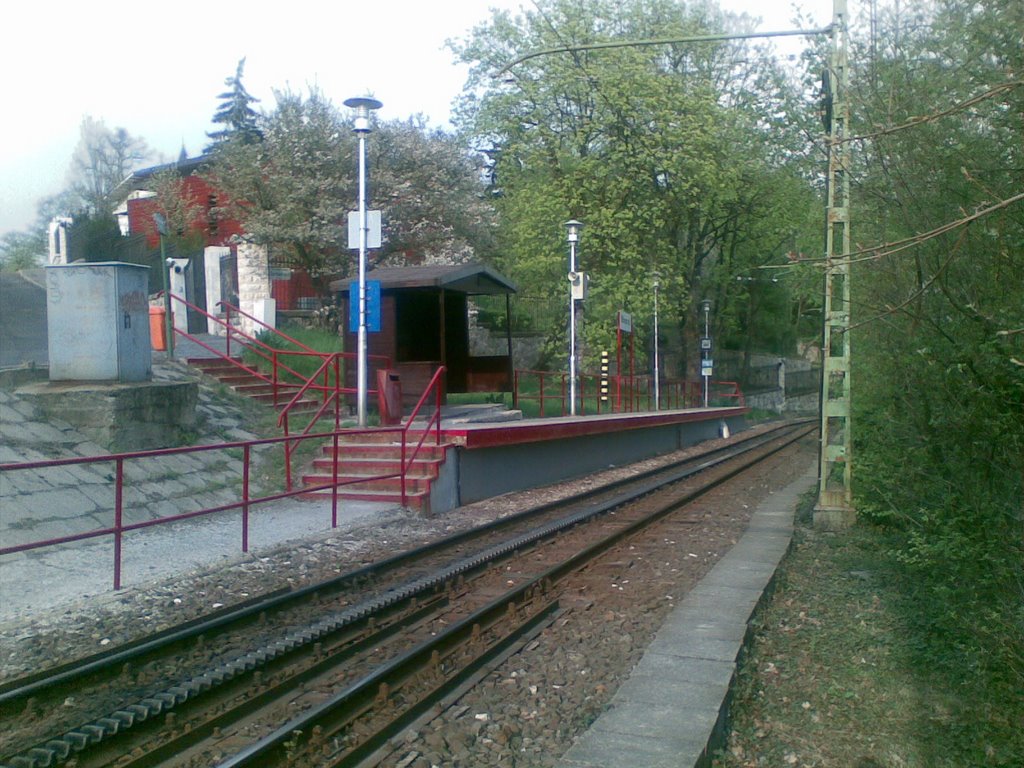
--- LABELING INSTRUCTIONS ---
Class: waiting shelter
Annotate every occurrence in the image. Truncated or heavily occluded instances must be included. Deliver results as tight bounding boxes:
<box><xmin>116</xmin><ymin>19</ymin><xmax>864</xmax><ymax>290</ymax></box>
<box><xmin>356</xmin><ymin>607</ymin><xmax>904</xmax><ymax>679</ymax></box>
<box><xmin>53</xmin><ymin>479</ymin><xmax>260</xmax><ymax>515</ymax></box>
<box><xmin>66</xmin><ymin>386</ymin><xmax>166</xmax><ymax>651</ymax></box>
<box><xmin>330</xmin><ymin>264</ymin><xmax>517</xmax><ymax>405</ymax></box>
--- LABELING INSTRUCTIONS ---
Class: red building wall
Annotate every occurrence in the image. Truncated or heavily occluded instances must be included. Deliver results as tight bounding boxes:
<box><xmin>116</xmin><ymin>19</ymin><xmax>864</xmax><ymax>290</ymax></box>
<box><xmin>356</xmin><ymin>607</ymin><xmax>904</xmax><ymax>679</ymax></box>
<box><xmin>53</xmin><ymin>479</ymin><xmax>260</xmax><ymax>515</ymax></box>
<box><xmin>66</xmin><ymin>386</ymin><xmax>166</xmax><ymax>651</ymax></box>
<box><xmin>126</xmin><ymin>176</ymin><xmax>244</xmax><ymax>249</ymax></box>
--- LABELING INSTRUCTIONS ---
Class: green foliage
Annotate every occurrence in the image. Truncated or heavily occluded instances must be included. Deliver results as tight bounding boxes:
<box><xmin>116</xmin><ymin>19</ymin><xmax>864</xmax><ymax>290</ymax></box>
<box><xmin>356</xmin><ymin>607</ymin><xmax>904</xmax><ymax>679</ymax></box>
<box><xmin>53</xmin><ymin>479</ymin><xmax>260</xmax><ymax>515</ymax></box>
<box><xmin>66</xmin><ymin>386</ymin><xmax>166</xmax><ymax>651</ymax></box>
<box><xmin>720</xmin><ymin>519</ymin><xmax>1024</xmax><ymax>767</ymax></box>
<box><xmin>206</xmin><ymin>90</ymin><xmax>497</xmax><ymax>294</ymax></box>
<box><xmin>66</xmin><ymin>213</ymin><xmax>125</xmax><ymax>263</ymax></box>
<box><xmin>243</xmin><ymin>325</ymin><xmax>346</xmax><ymax>382</ymax></box>
<box><xmin>0</xmin><ymin>232</ymin><xmax>45</xmax><ymax>271</ymax></box>
<box><xmin>849</xmin><ymin>0</ymin><xmax>1023</xmax><ymax>693</ymax></box>
<box><xmin>449</xmin><ymin>0</ymin><xmax>823</xmax><ymax>380</ymax></box>
<box><xmin>206</xmin><ymin>57</ymin><xmax>262</xmax><ymax>149</ymax></box>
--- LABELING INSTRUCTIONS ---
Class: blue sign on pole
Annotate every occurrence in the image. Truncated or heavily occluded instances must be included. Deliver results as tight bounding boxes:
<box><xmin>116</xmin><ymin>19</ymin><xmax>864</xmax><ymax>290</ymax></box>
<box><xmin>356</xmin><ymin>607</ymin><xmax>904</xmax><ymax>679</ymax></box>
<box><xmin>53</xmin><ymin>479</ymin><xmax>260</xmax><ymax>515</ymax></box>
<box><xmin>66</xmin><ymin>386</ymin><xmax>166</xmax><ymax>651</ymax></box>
<box><xmin>349</xmin><ymin>280</ymin><xmax>381</xmax><ymax>333</ymax></box>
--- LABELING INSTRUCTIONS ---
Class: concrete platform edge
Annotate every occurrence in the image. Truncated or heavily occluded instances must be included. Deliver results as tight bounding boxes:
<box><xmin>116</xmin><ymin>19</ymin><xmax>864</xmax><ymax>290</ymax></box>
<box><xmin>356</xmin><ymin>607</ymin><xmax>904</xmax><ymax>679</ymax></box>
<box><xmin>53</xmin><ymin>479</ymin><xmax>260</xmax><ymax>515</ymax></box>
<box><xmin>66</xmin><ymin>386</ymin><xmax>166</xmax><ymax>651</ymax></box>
<box><xmin>557</xmin><ymin>461</ymin><xmax>818</xmax><ymax>768</ymax></box>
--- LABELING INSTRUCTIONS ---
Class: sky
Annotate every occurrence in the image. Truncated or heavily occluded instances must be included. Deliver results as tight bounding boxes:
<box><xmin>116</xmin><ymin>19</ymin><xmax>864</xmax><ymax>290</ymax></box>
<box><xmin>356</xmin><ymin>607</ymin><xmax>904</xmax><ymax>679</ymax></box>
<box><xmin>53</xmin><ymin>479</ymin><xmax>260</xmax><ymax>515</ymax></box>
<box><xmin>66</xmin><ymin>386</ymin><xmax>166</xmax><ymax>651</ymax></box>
<box><xmin>0</xmin><ymin>0</ymin><xmax>830</xmax><ymax>238</ymax></box>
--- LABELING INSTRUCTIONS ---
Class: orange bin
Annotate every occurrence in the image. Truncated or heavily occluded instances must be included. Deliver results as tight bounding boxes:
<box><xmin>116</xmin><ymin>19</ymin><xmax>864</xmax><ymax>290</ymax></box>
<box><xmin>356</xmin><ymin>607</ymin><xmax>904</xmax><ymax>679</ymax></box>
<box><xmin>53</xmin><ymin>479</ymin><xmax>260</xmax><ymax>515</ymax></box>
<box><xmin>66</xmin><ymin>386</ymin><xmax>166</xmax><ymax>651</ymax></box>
<box><xmin>149</xmin><ymin>307</ymin><xmax>167</xmax><ymax>351</ymax></box>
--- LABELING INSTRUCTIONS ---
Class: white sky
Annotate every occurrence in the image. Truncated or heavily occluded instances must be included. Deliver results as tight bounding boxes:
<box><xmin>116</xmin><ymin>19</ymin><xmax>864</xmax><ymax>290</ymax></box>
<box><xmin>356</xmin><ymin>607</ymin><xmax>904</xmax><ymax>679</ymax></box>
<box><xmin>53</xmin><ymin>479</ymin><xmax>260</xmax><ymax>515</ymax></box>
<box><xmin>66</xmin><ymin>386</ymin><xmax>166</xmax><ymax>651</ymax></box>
<box><xmin>0</xmin><ymin>0</ymin><xmax>831</xmax><ymax>237</ymax></box>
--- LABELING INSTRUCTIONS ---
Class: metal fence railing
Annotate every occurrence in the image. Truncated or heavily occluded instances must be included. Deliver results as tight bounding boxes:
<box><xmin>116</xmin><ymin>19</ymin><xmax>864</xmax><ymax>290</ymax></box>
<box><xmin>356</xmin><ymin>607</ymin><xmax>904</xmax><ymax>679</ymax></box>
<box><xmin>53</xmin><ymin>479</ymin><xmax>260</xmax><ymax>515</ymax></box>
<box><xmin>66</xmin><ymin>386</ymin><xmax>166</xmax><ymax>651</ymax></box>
<box><xmin>0</xmin><ymin>371</ymin><xmax>446</xmax><ymax>591</ymax></box>
<box><xmin>512</xmin><ymin>369</ymin><xmax>742</xmax><ymax>418</ymax></box>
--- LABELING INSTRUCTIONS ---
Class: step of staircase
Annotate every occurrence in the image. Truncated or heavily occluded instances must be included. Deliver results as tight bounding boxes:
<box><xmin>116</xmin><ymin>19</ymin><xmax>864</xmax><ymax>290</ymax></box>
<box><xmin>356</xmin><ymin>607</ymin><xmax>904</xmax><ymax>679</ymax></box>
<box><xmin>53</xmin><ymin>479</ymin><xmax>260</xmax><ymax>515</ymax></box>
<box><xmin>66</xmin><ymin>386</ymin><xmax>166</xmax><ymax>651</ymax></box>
<box><xmin>300</xmin><ymin>434</ymin><xmax>453</xmax><ymax>513</ymax></box>
<box><xmin>297</xmin><ymin>485</ymin><xmax>432</xmax><ymax>510</ymax></box>
<box><xmin>300</xmin><ymin>472</ymin><xmax>434</xmax><ymax>495</ymax></box>
<box><xmin>321</xmin><ymin>442</ymin><xmax>450</xmax><ymax>460</ymax></box>
<box><xmin>311</xmin><ymin>455</ymin><xmax>442</xmax><ymax>477</ymax></box>
<box><xmin>186</xmin><ymin>356</ymin><xmax>321</xmax><ymax>411</ymax></box>
<box><xmin>187</xmin><ymin>356</ymin><xmax>246</xmax><ymax>375</ymax></box>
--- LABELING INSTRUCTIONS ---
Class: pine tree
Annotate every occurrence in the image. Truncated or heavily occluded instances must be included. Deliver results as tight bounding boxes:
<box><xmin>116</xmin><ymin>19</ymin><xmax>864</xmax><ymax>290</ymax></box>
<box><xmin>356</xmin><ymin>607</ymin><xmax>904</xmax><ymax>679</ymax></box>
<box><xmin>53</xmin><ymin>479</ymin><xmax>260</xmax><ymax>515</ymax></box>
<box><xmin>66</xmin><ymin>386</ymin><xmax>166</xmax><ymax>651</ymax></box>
<box><xmin>206</xmin><ymin>58</ymin><xmax>262</xmax><ymax>149</ymax></box>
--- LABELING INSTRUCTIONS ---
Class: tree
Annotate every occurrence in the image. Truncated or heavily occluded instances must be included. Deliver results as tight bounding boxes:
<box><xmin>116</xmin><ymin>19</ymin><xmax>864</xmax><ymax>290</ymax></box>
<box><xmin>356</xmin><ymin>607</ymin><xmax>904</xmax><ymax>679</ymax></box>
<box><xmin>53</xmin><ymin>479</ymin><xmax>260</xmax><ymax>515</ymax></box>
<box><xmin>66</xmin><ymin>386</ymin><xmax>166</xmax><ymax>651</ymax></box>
<box><xmin>842</xmin><ymin>0</ymin><xmax>1023</xmax><ymax>730</ymax></box>
<box><xmin>371</xmin><ymin>116</ymin><xmax>498</xmax><ymax>266</ymax></box>
<box><xmin>0</xmin><ymin>232</ymin><xmax>45</xmax><ymax>271</ymax></box>
<box><xmin>206</xmin><ymin>88</ymin><xmax>358</xmax><ymax>291</ymax></box>
<box><xmin>449</xmin><ymin>0</ymin><xmax>822</xmax><ymax>377</ymax></box>
<box><xmin>206</xmin><ymin>58</ymin><xmax>262</xmax><ymax>149</ymax></box>
<box><xmin>65</xmin><ymin>116</ymin><xmax>152</xmax><ymax>216</ymax></box>
<box><xmin>206</xmin><ymin>88</ymin><xmax>497</xmax><ymax>293</ymax></box>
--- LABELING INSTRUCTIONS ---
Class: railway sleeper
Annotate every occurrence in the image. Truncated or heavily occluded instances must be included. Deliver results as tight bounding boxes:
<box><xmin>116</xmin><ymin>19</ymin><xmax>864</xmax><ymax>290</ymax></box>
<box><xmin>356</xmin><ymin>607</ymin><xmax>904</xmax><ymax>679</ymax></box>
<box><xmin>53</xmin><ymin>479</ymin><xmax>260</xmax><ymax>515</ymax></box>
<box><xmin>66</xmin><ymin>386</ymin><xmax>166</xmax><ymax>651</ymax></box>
<box><xmin>15</xmin><ymin>749</ymin><xmax>55</xmax><ymax>768</ymax></box>
<box><xmin>43</xmin><ymin>741</ymin><xmax>71</xmax><ymax>762</ymax></box>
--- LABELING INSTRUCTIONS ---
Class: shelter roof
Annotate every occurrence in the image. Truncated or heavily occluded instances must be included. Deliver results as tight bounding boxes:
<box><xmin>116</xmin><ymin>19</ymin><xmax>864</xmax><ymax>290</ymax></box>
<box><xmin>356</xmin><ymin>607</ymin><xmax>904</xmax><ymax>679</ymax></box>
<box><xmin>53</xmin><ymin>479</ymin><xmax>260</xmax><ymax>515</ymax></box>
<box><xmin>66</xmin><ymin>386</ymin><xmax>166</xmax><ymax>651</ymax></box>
<box><xmin>331</xmin><ymin>264</ymin><xmax>517</xmax><ymax>296</ymax></box>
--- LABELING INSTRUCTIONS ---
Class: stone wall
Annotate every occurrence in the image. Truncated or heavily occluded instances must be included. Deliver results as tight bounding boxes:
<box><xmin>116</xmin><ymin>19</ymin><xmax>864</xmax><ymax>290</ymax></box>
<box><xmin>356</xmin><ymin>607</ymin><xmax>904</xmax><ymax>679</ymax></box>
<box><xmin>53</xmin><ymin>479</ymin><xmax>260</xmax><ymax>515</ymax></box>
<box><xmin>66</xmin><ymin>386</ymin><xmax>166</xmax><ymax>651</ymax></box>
<box><xmin>0</xmin><ymin>362</ymin><xmax>265</xmax><ymax>550</ymax></box>
<box><xmin>237</xmin><ymin>242</ymin><xmax>271</xmax><ymax>335</ymax></box>
<box><xmin>16</xmin><ymin>380</ymin><xmax>199</xmax><ymax>453</ymax></box>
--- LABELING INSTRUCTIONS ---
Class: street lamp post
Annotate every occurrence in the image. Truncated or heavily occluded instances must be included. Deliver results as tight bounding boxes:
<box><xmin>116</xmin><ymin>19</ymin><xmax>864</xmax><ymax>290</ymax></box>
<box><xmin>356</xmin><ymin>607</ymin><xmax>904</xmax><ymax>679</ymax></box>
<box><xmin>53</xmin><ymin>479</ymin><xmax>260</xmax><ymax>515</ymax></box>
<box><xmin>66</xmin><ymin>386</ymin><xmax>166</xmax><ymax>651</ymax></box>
<box><xmin>345</xmin><ymin>96</ymin><xmax>383</xmax><ymax>427</ymax></box>
<box><xmin>564</xmin><ymin>220</ymin><xmax>583</xmax><ymax>416</ymax></box>
<box><xmin>652</xmin><ymin>271</ymin><xmax>660</xmax><ymax>411</ymax></box>
<box><xmin>701</xmin><ymin>299</ymin><xmax>711</xmax><ymax>408</ymax></box>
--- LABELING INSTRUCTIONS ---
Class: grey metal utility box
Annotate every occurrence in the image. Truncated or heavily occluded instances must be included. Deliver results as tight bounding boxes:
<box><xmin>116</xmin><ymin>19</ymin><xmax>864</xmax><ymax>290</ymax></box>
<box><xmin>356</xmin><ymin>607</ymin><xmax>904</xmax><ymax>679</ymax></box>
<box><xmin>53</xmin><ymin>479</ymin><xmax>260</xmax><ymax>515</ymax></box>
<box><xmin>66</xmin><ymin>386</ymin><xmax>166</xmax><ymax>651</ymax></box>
<box><xmin>46</xmin><ymin>262</ymin><xmax>153</xmax><ymax>382</ymax></box>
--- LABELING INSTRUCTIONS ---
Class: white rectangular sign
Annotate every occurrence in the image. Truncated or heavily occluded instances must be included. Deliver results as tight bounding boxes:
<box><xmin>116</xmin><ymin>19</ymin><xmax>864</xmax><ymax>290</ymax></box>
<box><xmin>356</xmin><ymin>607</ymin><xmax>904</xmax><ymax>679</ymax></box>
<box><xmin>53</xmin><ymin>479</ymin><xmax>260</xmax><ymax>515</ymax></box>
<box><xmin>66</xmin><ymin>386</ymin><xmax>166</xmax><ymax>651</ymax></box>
<box><xmin>348</xmin><ymin>210</ymin><xmax>382</xmax><ymax>249</ymax></box>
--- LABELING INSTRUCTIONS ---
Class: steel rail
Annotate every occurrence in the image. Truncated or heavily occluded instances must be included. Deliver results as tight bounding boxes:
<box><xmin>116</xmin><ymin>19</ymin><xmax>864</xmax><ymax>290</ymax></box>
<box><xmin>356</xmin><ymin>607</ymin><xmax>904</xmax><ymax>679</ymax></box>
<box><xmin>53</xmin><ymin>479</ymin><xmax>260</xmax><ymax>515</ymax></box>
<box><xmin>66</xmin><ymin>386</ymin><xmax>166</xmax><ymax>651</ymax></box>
<box><xmin>0</xmin><ymin>420</ymin><xmax>809</xmax><ymax>707</ymax></box>
<box><xmin>216</xmin><ymin>424</ymin><xmax>815</xmax><ymax>767</ymax></box>
<box><xmin>0</xmin><ymin>423</ymin><xmax>813</xmax><ymax>768</ymax></box>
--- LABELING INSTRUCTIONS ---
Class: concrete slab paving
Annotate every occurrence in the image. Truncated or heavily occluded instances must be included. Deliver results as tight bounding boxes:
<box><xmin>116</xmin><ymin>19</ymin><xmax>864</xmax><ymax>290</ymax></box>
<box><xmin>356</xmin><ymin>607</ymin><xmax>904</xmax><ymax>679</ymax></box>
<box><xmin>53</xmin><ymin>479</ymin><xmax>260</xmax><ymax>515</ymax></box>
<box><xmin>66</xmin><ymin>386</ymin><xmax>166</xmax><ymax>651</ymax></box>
<box><xmin>557</xmin><ymin>461</ymin><xmax>817</xmax><ymax>768</ymax></box>
<box><xmin>0</xmin><ymin>497</ymin><xmax>406</xmax><ymax>622</ymax></box>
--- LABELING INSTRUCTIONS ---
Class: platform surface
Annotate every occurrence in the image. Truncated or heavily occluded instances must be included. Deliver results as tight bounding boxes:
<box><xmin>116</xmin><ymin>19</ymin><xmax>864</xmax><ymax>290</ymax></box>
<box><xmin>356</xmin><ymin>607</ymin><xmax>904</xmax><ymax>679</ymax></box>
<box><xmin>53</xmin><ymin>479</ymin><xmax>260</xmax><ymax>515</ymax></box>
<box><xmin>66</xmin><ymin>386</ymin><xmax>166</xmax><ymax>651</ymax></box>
<box><xmin>558</xmin><ymin>461</ymin><xmax>817</xmax><ymax>768</ymax></box>
<box><xmin>440</xmin><ymin>406</ymin><xmax>749</xmax><ymax>448</ymax></box>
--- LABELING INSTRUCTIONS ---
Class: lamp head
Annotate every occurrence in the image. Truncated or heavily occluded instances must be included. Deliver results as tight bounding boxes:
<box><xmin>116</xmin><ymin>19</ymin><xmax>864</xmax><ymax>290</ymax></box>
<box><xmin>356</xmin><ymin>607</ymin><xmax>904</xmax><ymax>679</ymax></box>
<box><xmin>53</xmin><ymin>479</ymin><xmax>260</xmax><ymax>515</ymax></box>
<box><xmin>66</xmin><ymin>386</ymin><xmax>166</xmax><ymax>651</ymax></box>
<box><xmin>564</xmin><ymin>219</ymin><xmax>583</xmax><ymax>243</ymax></box>
<box><xmin>344</xmin><ymin>96</ymin><xmax>383</xmax><ymax>132</ymax></box>
<box><xmin>152</xmin><ymin>212</ymin><xmax>168</xmax><ymax>237</ymax></box>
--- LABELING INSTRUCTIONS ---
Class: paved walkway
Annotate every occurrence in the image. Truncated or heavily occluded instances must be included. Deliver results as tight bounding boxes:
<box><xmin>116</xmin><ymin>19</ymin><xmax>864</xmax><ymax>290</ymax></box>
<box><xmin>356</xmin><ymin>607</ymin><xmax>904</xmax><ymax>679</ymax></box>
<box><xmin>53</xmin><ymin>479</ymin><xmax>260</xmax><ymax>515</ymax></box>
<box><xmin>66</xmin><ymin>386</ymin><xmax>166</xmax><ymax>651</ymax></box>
<box><xmin>558</xmin><ymin>462</ymin><xmax>817</xmax><ymax>768</ymax></box>
<box><xmin>0</xmin><ymin>356</ymin><xmax>405</xmax><ymax>623</ymax></box>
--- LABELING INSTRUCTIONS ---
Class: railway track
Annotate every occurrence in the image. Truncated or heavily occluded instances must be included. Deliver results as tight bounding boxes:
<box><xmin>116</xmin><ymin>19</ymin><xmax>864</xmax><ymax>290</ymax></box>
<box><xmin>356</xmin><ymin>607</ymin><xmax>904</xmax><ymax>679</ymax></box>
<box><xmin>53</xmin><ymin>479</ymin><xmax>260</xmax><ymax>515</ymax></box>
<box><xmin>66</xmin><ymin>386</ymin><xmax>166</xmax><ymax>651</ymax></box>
<box><xmin>0</xmin><ymin>420</ymin><xmax>814</xmax><ymax>768</ymax></box>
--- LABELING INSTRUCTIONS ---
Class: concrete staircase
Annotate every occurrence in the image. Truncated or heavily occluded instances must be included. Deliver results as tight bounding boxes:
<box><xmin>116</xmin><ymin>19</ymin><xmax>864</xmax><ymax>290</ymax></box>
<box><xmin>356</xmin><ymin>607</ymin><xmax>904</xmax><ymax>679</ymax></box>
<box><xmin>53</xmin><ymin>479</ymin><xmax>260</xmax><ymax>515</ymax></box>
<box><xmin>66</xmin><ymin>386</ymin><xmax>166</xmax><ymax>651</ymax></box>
<box><xmin>300</xmin><ymin>430</ymin><xmax>452</xmax><ymax>512</ymax></box>
<box><xmin>186</xmin><ymin>357</ymin><xmax>320</xmax><ymax>411</ymax></box>
<box><xmin>299</xmin><ymin>403</ymin><xmax>523</xmax><ymax>512</ymax></box>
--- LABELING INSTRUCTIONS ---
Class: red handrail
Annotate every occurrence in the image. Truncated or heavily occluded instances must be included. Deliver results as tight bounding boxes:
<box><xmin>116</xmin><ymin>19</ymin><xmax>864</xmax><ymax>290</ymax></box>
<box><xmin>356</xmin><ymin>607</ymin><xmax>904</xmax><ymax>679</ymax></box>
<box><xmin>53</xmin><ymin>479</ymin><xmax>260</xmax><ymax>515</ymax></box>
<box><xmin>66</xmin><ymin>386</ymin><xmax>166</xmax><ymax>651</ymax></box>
<box><xmin>711</xmin><ymin>381</ymin><xmax>747</xmax><ymax>408</ymax></box>
<box><xmin>275</xmin><ymin>352</ymin><xmax>394</xmax><ymax>490</ymax></box>
<box><xmin>278</xmin><ymin>353</ymin><xmax>350</xmax><ymax>491</ymax></box>
<box><xmin>513</xmin><ymin>368</ymin><xmax>713</xmax><ymax>416</ymax></box>
<box><xmin>169</xmin><ymin>292</ymin><xmax>325</xmax><ymax>406</ymax></box>
<box><xmin>215</xmin><ymin>299</ymin><xmax>321</xmax><ymax>356</ymax></box>
<box><xmin>0</xmin><ymin>428</ymin><xmax>397</xmax><ymax>590</ymax></box>
<box><xmin>400</xmin><ymin>366</ymin><xmax>446</xmax><ymax>507</ymax></box>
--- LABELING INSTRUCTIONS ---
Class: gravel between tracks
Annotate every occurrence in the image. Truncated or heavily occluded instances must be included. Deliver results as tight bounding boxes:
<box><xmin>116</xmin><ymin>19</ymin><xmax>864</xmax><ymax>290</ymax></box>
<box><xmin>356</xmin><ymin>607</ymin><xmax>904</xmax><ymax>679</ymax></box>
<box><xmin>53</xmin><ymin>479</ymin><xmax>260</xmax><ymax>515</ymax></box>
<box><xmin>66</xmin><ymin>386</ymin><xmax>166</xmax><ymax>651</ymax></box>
<box><xmin>0</xmin><ymin>421</ymin><xmax>812</xmax><ymax>767</ymax></box>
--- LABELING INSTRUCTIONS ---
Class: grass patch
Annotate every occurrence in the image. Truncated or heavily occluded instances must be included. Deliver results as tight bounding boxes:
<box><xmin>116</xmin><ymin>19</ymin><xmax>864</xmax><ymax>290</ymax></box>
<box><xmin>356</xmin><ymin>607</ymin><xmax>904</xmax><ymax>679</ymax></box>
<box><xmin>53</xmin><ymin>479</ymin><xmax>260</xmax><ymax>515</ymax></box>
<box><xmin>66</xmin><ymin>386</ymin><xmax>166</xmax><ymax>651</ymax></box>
<box><xmin>243</xmin><ymin>326</ymin><xmax>347</xmax><ymax>383</ymax></box>
<box><xmin>715</xmin><ymin>498</ymin><xmax>1024</xmax><ymax>768</ymax></box>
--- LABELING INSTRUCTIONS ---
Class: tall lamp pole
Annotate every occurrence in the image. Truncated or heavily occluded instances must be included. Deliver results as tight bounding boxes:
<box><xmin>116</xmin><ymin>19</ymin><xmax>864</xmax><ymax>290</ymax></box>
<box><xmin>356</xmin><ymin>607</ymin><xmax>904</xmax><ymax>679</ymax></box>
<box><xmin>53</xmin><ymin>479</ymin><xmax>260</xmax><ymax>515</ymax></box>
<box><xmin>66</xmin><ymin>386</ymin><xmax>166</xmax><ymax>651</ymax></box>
<box><xmin>345</xmin><ymin>96</ymin><xmax>383</xmax><ymax>427</ymax></box>
<box><xmin>564</xmin><ymin>220</ymin><xmax>583</xmax><ymax>416</ymax></box>
<box><xmin>701</xmin><ymin>299</ymin><xmax>712</xmax><ymax>408</ymax></box>
<box><xmin>652</xmin><ymin>271</ymin><xmax>661</xmax><ymax>410</ymax></box>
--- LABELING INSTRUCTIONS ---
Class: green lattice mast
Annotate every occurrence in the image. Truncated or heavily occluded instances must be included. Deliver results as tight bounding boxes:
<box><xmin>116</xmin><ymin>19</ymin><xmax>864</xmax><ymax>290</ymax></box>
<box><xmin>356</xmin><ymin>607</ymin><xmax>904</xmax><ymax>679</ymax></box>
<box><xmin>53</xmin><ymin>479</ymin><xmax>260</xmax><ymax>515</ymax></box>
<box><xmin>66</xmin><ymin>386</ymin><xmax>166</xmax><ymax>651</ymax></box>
<box><xmin>815</xmin><ymin>0</ymin><xmax>855</xmax><ymax>528</ymax></box>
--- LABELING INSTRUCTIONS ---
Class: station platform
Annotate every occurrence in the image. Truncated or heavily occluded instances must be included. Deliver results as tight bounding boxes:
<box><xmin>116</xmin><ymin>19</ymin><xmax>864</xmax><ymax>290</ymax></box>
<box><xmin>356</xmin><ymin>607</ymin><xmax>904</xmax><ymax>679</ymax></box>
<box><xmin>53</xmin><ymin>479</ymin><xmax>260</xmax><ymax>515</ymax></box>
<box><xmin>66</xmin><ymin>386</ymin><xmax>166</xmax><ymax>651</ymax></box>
<box><xmin>558</xmin><ymin>461</ymin><xmax>817</xmax><ymax>767</ymax></box>
<box><xmin>427</xmin><ymin>406</ymin><xmax>750</xmax><ymax>513</ymax></box>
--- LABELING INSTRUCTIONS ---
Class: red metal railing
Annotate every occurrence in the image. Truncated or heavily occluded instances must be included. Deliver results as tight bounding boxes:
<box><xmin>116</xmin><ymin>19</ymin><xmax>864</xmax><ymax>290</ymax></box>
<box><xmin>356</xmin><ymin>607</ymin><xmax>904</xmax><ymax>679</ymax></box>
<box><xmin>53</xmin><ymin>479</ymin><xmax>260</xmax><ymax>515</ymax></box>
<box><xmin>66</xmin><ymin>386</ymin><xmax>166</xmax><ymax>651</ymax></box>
<box><xmin>168</xmin><ymin>293</ymin><xmax>325</xmax><ymax>407</ymax></box>
<box><xmin>170</xmin><ymin>294</ymin><xmax>381</xmax><ymax>409</ymax></box>
<box><xmin>0</xmin><ymin>369</ymin><xmax>447</xmax><ymax>591</ymax></box>
<box><xmin>400</xmin><ymin>366</ymin><xmax>446</xmax><ymax>508</ymax></box>
<box><xmin>710</xmin><ymin>380</ymin><xmax>747</xmax><ymax>408</ymax></box>
<box><xmin>170</xmin><ymin>293</ymin><xmax>392</xmax><ymax>412</ymax></box>
<box><xmin>275</xmin><ymin>352</ymin><xmax>394</xmax><ymax>491</ymax></box>
<box><xmin>512</xmin><ymin>369</ymin><xmax>706</xmax><ymax>417</ymax></box>
<box><xmin>1</xmin><ymin>433</ymin><xmax>351</xmax><ymax>590</ymax></box>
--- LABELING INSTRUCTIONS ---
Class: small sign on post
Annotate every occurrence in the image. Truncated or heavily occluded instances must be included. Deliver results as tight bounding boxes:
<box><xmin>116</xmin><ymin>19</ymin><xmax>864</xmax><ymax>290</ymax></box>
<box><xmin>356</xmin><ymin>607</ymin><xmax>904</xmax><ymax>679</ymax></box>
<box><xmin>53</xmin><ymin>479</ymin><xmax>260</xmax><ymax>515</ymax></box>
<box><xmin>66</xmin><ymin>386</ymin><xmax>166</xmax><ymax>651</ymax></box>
<box><xmin>349</xmin><ymin>279</ymin><xmax>381</xmax><ymax>333</ymax></box>
<box><xmin>348</xmin><ymin>210</ymin><xmax>382</xmax><ymax>249</ymax></box>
